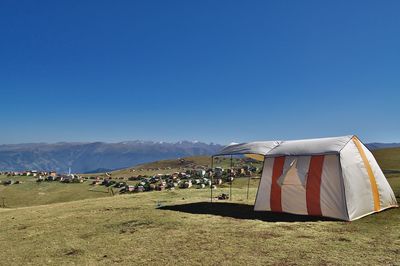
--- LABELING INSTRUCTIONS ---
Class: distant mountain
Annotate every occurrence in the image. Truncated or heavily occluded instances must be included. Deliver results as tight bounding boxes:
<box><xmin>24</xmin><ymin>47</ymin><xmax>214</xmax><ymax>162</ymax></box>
<box><xmin>0</xmin><ymin>141</ymin><xmax>222</xmax><ymax>173</ymax></box>
<box><xmin>1</xmin><ymin>140</ymin><xmax>398</xmax><ymax>173</ymax></box>
<box><xmin>366</xmin><ymin>143</ymin><xmax>400</xmax><ymax>150</ymax></box>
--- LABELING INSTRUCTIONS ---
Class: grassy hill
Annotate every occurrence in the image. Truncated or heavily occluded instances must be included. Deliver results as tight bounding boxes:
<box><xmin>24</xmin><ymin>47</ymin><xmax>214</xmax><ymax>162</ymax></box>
<box><xmin>373</xmin><ymin>147</ymin><xmax>400</xmax><ymax>174</ymax></box>
<box><xmin>0</xmin><ymin>175</ymin><xmax>112</xmax><ymax>208</ymax></box>
<box><xmin>0</xmin><ymin>149</ymin><xmax>399</xmax><ymax>264</ymax></box>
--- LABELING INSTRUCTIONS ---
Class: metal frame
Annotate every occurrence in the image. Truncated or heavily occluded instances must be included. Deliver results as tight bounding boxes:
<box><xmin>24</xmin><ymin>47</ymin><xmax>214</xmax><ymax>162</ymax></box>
<box><xmin>246</xmin><ymin>173</ymin><xmax>251</xmax><ymax>200</ymax></box>
<box><xmin>210</xmin><ymin>156</ymin><xmax>214</xmax><ymax>203</ymax></box>
<box><xmin>210</xmin><ymin>153</ymin><xmax>266</xmax><ymax>204</ymax></box>
<box><xmin>229</xmin><ymin>155</ymin><xmax>233</xmax><ymax>201</ymax></box>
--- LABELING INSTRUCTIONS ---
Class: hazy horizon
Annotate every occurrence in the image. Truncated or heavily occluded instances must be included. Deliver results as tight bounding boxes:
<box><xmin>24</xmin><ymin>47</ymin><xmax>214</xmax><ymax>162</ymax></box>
<box><xmin>1</xmin><ymin>136</ymin><xmax>400</xmax><ymax>146</ymax></box>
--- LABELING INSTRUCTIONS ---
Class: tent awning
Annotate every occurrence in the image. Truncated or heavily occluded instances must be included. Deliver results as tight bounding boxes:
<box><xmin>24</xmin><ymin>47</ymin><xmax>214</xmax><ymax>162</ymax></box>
<box><xmin>214</xmin><ymin>136</ymin><xmax>356</xmax><ymax>158</ymax></box>
<box><xmin>267</xmin><ymin>135</ymin><xmax>354</xmax><ymax>156</ymax></box>
<box><xmin>214</xmin><ymin>141</ymin><xmax>281</xmax><ymax>156</ymax></box>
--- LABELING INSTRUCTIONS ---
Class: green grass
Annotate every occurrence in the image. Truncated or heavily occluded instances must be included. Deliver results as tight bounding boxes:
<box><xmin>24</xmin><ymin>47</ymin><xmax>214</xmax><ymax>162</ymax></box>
<box><xmin>373</xmin><ymin>147</ymin><xmax>400</xmax><ymax>173</ymax></box>
<box><xmin>0</xmin><ymin>175</ymin><xmax>112</xmax><ymax>208</ymax></box>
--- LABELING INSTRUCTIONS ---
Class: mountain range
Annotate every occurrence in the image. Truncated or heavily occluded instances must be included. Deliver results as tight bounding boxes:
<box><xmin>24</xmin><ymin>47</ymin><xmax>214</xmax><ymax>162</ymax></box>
<box><xmin>0</xmin><ymin>141</ymin><xmax>222</xmax><ymax>173</ymax></box>
<box><xmin>0</xmin><ymin>141</ymin><xmax>398</xmax><ymax>173</ymax></box>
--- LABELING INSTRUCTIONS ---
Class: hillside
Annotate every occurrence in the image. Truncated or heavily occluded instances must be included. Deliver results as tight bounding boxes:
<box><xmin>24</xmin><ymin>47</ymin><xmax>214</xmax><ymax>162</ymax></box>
<box><xmin>0</xmin><ymin>141</ymin><xmax>222</xmax><ymax>173</ymax></box>
<box><xmin>0</xmin><ymin>174</ymin><xmax>113</xmax><ymax>208</ymax></box>
<box><xmin>373</xmin><ymin>147</ymin><xmax>400</xmax><ymax>173</ymax></box>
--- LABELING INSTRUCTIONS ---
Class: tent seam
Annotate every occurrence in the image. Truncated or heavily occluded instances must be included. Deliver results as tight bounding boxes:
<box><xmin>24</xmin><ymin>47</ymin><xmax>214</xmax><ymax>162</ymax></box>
<box><xmin>338</xmin><ymin>154</ymin><xmax>350</xmax><ymax>221</ymax></box>
<box><xmin>253</xmin><ymin>156</ymin><xmax>266</xmax><ymax>209</ymax></box>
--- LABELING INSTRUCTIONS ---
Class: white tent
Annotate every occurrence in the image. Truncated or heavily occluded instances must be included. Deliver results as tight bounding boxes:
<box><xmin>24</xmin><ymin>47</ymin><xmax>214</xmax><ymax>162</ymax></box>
<box><xmin>215</xmin><ymin>135</ymin><xmax>398</xmax><ymax>221</ymax></box>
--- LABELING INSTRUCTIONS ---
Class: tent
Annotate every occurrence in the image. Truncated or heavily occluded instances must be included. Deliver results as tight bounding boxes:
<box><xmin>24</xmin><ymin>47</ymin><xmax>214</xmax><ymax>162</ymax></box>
<box><xmin>214</xmin><ymin>135</ymin><xmax>398</xmax><ymax>221</ymax></box>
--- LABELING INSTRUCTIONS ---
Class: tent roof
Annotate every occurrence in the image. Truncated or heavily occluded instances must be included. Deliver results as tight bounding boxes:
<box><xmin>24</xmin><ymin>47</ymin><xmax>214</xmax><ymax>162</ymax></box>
<box><xmin>214</xmin><ymin>136</ymin><xmax>354</xmax><ymax>157</ymax></box>
<box><xmin>267</xmin><ymin>135</ymin><xmax>354</xmax><ymax>156</ymax></box>
<box><xmin>214</xmin><ymin>141</ymin><xmax>281</xmax><ymax>156</ymax></box>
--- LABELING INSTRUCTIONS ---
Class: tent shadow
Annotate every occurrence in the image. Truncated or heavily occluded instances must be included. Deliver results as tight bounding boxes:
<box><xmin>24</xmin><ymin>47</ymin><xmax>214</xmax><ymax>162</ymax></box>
<box><xmin>158</xmin><ymin>202</ymin><xmax>338</xmax><ymax>222</ymax></box>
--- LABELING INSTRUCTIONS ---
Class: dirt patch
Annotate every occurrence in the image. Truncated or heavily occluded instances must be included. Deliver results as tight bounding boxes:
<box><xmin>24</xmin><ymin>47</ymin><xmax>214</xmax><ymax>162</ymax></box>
<box><xmin>64</xmin><ymin>248</ymin><xmax>83</xmax><ymax>256</ymax></box>
<box><xmin>327</xmin><ymin>225</ymin><xmax>359</xmax><ymax>233</ymax></box>
<box><xmin>280</xmin><ymin>225</ymin><xmax>297</xmax><ymax>231</ymax></box>
<box><xmin>389</xmin><ymin>248</ymin><xmax>400</xmax><ymax>254</ymax></box>
<box><xmin>17</xmin><ymin>225</ymin><xmax>28</xmax><ymax>230</ymax></box>
<box><xmin>80</xmin><ymin>232</ymin><xmax>96</xmax><ymax>239</ymax></box>
<box><xmin>297</xmin><ymin>234</ymin><xmax>315</xmax><ymax>239</ymax></box>
<box><xmin>119</xmin><ymin>220</ymin><xmax>153</xmax><ymax>227</ymax></box>
<box><xmin>102</xmin><ymin>207</ymin><xmax>140</xmax><ymax>212</ymax></box>
<box><xmin>106</xmin><ymin>219</ymin><xmax>155</xmax><ymax>234</ymax></box>
<box><xmin>257</xmin><ymin>231</ymin><xmax>282</xmax><ymax>238</ymax></box>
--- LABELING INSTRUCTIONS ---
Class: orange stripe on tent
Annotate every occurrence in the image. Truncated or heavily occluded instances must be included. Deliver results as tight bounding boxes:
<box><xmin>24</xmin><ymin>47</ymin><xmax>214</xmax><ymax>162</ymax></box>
<box><xmin>306</xmin><ymin>155</ymin><xmax>325</xmax><ymax>216</ymax></box>
<box><xmin>352</xmin><ymin>137</ymin><xmax>381</xmax><ymax>211</ymax></box>
<box><xmin>270</xmin><ymin>156</ymin><xmax>285</xmax><ymax>212</ymax></box>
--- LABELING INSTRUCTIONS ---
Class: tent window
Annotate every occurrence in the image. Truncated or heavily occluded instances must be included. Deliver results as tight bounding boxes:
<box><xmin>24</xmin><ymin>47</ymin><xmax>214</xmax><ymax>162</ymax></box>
<box><xmin>277</xmin><ymin>158</ymin><xmax>308</xmax><ymax>187</ymax></box>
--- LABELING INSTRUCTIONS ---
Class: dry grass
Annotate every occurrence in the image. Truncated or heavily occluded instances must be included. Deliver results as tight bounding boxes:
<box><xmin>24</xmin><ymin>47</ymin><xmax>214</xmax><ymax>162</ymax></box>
<box><xmin>373</xmin><ymin>147</ymin><xmax>400</xmax><ymax>172</ymax></box>
<box><xmin>0</xmin><ymin>175</ymin><xmax>112</xmax><ymax>208</ymax></box>
<box><xmin>0</xmin><ymin>176</ymin><xmax>399</xmax><ymax>265</ymax></box>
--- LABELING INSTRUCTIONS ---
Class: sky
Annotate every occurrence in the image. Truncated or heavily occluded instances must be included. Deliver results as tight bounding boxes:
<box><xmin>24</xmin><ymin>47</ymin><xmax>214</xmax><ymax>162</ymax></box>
<box><xmin>0</xmin><ymin>0</ymin><xmax>399</xmax><ymax>145</ymax></box>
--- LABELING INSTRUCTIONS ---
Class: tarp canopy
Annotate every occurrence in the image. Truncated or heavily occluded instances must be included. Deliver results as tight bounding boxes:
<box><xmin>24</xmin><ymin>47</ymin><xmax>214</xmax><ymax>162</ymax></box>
<box><xmin>267</xmin><ymin>135</ymin><xmax>353</xmax><ymax>156</ymax></box>
<box><xmin>214</xmin><ymin>141</ymin><xmax>281</xmax><ymax>156</ymax></box>
<box><xmin>214</xmin><ymin>136</ymin><xmax>354</xmax><ymax>157</ymax></box>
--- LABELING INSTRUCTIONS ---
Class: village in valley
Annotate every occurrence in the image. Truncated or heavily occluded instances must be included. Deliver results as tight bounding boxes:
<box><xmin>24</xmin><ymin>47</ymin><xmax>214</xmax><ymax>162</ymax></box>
<box><xmin>0</xmin><ymin>157</ymin><xmax>262</xmax><ymax>196</ymax></box>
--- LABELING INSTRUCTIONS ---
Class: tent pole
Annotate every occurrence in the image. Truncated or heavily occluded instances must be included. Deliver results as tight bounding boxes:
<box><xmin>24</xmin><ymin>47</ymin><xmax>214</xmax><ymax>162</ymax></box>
<box><xmin>210</xmin><ymin>156</ymin><xmax>214</xmax><ymax>203</ymax></box>
<box><xmin>230</xmin><ymin>155</ymin><xmax>233</xmax><ymax>201</ymax></box>
<box><xmin>246</xmin><ymin>175</ymin><xmax>251</xmax><ymax>200</ymax></box>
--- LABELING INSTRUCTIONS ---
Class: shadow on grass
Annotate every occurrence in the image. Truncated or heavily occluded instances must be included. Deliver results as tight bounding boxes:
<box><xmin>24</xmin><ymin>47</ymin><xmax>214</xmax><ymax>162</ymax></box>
<box><xmin>159</xmin><ymin>202</ymin><xmax>338</xmax><ymax>222</ymax></box>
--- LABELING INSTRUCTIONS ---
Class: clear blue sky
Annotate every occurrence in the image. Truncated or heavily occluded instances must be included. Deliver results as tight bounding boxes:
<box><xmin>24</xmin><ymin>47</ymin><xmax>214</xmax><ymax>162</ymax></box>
<box><xmin>0</xmin><ymin>0</ymin><xmax>399</xmax><ymax>144</ymax></box>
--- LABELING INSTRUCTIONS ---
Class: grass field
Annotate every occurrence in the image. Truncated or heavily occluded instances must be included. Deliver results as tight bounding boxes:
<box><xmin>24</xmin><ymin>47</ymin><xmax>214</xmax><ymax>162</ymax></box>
<box><xmin>373</xmin><ymin>147</ymin><xmax>400</xmax><ymax>173</ymax></box>
<box><xmin>0</xmin><ymin>176</ymin><xmax>399</xmax><ymax>265</ymax></box>
<box><xmin>0</xmin><ymin>175</ymin><xmax>112</xmax><ymax>208</ymax></box>
<box><xmin>0</xmin><ymin>149</ymin><xmax>399</xmax><ymax>265</ymax></box>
